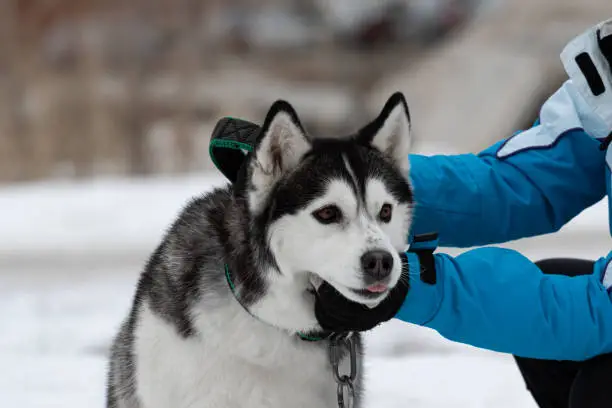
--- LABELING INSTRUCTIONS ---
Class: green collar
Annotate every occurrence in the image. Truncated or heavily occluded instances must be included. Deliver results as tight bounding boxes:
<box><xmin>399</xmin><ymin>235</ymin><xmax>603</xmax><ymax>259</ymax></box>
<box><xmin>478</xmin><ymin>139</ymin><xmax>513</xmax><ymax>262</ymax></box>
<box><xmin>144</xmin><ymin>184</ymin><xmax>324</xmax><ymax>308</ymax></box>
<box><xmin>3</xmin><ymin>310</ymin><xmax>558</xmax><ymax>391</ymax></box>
<box><xmin>224</xmin><ymin>264</ymin><xmax>332</xmax><ymax>342</ymax></box>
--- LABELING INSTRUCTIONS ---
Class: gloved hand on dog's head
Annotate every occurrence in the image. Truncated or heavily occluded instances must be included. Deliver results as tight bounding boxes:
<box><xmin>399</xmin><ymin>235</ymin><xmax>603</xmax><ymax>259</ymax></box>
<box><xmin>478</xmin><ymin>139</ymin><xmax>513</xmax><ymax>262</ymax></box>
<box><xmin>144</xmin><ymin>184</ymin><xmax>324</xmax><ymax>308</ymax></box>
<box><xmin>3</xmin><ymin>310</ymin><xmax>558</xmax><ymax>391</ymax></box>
<box><xmin>314</xmin><ymin>253</ymin><xmax>411</xmax><ymax>333</ymax></box>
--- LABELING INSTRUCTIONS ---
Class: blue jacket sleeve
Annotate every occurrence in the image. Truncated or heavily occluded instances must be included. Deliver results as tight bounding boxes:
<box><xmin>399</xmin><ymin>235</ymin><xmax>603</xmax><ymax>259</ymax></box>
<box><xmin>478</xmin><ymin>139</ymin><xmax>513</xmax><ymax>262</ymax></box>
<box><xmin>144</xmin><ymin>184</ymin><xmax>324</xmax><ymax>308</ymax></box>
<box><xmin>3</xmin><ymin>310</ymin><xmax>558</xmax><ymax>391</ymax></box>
<box><xmin>396</xmin><ymin>248</ymin><xmax>612</xmax><ymax>361</ymax></box>
<box><xmin>409</xmin><ymin>80</ymin><xmax>607</xmax><ymax>248</ymax></box>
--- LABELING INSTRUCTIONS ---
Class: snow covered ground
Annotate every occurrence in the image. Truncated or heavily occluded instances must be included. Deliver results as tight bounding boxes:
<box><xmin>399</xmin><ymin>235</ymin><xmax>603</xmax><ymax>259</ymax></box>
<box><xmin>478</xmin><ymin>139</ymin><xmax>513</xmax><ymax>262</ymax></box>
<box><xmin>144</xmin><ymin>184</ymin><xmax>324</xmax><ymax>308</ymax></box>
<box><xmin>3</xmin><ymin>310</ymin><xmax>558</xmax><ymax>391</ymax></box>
<box><xmin>1</xmin><ymin>171</ymin><xmax>610</xmax><ymax>407</ymax></box>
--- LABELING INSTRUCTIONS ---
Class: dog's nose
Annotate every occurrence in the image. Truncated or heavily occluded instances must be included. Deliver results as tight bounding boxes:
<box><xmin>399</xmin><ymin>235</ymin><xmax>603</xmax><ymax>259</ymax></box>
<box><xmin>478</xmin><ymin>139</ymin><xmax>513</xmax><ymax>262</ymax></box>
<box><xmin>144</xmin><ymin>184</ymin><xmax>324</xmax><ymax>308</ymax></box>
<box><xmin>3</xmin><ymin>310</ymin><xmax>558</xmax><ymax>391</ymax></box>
<box><xmin>361</xmin><ymin>250</ymin><xmax>393</xmax><ymax>281</ymax></box>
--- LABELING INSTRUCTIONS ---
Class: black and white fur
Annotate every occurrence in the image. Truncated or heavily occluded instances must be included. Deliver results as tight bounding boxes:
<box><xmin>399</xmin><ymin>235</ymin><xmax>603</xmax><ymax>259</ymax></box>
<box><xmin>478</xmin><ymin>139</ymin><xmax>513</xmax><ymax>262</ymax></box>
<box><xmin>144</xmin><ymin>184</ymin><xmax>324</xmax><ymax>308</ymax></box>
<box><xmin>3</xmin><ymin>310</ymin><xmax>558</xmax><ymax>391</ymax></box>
<box><xmin>106</xmin><ymin>92</ymin><xmax>415</xmax><ymax>408</ymax></box>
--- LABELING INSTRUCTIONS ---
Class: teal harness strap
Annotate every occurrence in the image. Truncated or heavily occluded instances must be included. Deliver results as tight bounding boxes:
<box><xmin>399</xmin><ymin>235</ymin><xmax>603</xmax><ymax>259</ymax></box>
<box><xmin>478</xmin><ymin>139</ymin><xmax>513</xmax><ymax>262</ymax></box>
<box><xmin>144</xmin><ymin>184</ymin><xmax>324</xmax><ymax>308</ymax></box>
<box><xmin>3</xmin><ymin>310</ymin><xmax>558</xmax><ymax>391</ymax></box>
<box><xmin>224</xmin><ymin>264</ymin><xmax>332</xmax><ymax>342</ymax></box>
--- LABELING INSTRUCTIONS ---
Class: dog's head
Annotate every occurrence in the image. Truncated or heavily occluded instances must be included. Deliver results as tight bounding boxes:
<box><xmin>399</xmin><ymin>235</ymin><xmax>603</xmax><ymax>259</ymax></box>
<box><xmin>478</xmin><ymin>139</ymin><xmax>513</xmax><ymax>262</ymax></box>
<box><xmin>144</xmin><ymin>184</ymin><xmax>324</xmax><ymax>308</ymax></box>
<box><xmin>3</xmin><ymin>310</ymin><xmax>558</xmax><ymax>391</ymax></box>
<box><xmin>243</xmin><ymin>92</ymin><xmax>413</xmax><ymax>313</ymax></box>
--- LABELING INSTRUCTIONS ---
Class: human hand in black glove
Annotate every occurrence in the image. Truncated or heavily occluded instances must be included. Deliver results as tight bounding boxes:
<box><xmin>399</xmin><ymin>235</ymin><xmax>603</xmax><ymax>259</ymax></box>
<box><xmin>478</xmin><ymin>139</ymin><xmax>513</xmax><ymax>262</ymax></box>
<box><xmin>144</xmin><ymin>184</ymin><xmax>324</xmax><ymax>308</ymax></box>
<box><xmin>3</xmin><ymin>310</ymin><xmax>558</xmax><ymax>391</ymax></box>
<box><xmin>312</xmin><ymin>252</ymin><xmax>407</xmax><ymax>332</ymax></box>
<box><xmin>314</xmin><ymin>277</ymin><xmax>407</xmax><ymax>333</ymax></box>
<box><xmin>314</xmin><ymin>247</ymin><xmax>437</xmax><ymax>333</ymax></box>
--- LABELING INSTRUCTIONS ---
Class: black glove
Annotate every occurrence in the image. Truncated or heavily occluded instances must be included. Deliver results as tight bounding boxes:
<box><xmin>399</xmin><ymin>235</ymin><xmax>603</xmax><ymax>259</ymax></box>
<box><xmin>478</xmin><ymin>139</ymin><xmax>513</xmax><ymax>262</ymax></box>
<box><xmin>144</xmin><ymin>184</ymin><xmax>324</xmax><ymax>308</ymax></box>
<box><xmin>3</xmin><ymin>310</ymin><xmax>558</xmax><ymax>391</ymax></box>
<box><xmin>314</xmin><ymin>250</ymin><xmax>436</xmax><ymax>333</ymax></box>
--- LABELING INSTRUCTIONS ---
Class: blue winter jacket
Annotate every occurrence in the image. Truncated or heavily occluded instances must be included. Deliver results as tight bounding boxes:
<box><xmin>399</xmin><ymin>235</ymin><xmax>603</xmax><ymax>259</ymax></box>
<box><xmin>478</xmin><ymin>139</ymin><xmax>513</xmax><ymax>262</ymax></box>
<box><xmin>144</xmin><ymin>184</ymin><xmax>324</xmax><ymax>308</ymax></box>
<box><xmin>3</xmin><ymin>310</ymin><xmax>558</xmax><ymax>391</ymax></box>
<box><xmin>396</xmin><ymin>23</ymin><xmax>612</xmax><ymax>361</ymax></box>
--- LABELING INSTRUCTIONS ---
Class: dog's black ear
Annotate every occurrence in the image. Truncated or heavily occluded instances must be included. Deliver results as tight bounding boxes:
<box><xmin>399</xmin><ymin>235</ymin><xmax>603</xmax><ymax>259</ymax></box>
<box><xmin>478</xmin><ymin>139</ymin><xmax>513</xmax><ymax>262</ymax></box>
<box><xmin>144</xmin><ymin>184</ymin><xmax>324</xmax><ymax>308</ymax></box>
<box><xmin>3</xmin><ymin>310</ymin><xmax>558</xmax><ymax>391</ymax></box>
<box><xmin>357</xmin><ymin>92</ymin><xmax>412</xmax><ymax>172</ymax></box>
<box><xmin>249</xmin><ymin>100</ymin><xmax>311</xmax><ymax>211</ymax></box>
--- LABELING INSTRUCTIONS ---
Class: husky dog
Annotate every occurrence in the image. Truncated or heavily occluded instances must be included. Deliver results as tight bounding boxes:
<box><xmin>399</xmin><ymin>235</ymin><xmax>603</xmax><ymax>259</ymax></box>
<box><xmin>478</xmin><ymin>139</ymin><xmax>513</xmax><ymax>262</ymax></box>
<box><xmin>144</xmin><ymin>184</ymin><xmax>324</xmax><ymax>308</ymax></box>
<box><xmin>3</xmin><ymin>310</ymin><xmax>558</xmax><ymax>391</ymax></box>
<box><xmin>106</xmin><ymin>92</ymin><xmax>415</xmax><ymax>408</ymax></box>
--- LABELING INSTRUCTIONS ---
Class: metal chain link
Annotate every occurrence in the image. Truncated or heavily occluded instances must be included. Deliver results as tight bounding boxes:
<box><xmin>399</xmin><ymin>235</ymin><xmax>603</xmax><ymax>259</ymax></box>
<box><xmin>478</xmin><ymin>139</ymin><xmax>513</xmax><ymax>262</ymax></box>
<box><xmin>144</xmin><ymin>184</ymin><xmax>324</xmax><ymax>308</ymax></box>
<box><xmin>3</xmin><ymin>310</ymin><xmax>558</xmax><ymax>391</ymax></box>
<box><xmin>329</xmin><ymin>332</ymin><xmax>357</xmax><ymax>408</ymax></box>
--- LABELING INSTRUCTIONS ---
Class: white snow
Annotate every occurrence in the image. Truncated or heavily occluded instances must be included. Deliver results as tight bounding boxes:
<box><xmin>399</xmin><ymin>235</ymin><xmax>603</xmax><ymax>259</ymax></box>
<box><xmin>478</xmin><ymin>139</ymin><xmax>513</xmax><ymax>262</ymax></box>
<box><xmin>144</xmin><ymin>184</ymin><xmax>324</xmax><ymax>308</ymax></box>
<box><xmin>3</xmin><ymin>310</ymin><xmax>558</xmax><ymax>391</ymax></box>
<box><xmin>0</xmin><ymin>174</ymin><xmax>229</xmax><ymax>258</ymax></box>
<box><xmin>1</xmin><ymin>170</ymin><xmax>608</xmax><ymax>408</ymax></box>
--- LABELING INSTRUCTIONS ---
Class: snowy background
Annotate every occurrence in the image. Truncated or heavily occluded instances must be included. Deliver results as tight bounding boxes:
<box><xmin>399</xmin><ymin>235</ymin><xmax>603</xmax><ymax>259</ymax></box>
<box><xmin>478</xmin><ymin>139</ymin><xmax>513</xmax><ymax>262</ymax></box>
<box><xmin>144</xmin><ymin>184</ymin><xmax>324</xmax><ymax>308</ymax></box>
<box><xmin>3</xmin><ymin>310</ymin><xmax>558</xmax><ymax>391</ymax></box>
<box><xmin>1</xmin><ymin>169</ymin><xmax>609</xmax><ymax>408</ymax></box>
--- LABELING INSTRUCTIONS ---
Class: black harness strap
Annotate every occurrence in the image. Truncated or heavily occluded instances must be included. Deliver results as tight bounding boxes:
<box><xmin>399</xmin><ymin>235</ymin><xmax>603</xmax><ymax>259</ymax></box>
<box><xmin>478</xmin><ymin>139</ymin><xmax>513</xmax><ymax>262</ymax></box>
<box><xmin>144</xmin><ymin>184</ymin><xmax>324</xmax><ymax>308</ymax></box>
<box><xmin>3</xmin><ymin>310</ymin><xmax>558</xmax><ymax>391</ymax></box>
<box><xmin>209</xmin><ymin>117</ymin><xmax>260</xmax><ymax>183</ymax></box>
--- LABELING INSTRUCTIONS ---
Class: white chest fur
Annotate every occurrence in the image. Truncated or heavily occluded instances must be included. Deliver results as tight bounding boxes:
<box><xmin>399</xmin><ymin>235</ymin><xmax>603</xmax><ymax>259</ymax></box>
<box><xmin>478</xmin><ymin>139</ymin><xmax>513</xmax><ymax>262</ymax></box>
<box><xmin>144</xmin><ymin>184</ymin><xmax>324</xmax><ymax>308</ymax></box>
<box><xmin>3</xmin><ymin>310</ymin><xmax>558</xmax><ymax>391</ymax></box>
<box><xmin>134</xmin><ymin>302</ymin><xmax>355</xmax><ymax>408</ymax></box>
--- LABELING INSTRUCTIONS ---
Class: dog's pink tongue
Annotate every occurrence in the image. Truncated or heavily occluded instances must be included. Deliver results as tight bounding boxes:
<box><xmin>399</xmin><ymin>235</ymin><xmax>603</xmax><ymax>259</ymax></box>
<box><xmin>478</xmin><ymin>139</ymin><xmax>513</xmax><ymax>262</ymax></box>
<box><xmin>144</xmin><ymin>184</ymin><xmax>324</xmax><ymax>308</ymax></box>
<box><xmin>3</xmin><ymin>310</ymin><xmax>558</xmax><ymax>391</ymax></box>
<box><xmin>366</xmin><ymin>284</ymin><xmax>388</xmax><ymax>293</ymax></box>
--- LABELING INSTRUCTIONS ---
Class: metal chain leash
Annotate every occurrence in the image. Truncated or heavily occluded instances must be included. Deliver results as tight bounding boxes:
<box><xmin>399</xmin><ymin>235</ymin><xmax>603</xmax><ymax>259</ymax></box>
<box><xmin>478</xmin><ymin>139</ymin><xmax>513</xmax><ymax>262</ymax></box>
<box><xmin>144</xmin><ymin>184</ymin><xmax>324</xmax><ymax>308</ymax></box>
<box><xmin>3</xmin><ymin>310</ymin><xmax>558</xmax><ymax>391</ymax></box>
<box><xmin>329</xmin><ymin>332</ymin><xmax>357</xmax><ymax>408</ymax></box>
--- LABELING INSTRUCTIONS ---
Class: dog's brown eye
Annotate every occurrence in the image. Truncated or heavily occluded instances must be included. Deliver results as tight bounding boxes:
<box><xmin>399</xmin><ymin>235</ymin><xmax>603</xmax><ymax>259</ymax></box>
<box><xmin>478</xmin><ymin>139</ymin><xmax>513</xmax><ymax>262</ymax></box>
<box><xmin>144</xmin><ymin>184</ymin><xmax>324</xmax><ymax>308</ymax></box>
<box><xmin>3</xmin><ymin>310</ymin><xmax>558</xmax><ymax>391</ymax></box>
<box><xmin>379</xmin><ymin>203</ymin><xmax>393</xmax><ymax>223</ymax></box>
<box><xmin>313</xmin><ymin>205</ymin><xmax>342</xmax><ymax>224</ymax></box>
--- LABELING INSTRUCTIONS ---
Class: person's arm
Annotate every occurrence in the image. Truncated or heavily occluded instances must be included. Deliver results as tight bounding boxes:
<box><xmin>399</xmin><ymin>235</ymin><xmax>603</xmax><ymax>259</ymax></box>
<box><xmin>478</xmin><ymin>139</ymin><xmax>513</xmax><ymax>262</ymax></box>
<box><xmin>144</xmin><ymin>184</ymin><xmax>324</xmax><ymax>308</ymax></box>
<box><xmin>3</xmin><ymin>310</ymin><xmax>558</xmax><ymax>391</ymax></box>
<box><xmin>397</xmin><ymin>247</ymin><xmax>612</xmax><ymax>361</ymax></box>
<box><xmin>409</xmin><ymin>18</ymin><xmax>612</xmax><ymax>247</ymax></box>
<box><xmin>408</xmin><ymin>80</ymin><xmax>607</xmax><ymax>248</ymax></box>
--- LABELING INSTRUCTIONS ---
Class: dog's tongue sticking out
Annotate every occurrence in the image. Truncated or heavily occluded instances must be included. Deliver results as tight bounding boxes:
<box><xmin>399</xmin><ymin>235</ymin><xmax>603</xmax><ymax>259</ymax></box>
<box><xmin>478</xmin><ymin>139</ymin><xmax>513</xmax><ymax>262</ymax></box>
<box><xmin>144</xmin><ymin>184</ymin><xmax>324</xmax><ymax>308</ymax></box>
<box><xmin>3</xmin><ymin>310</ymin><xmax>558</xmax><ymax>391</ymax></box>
<box><xmin>366</xmin><ymin>284</ymin><xmax>388</xmax><ymax>293</ymax></box>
